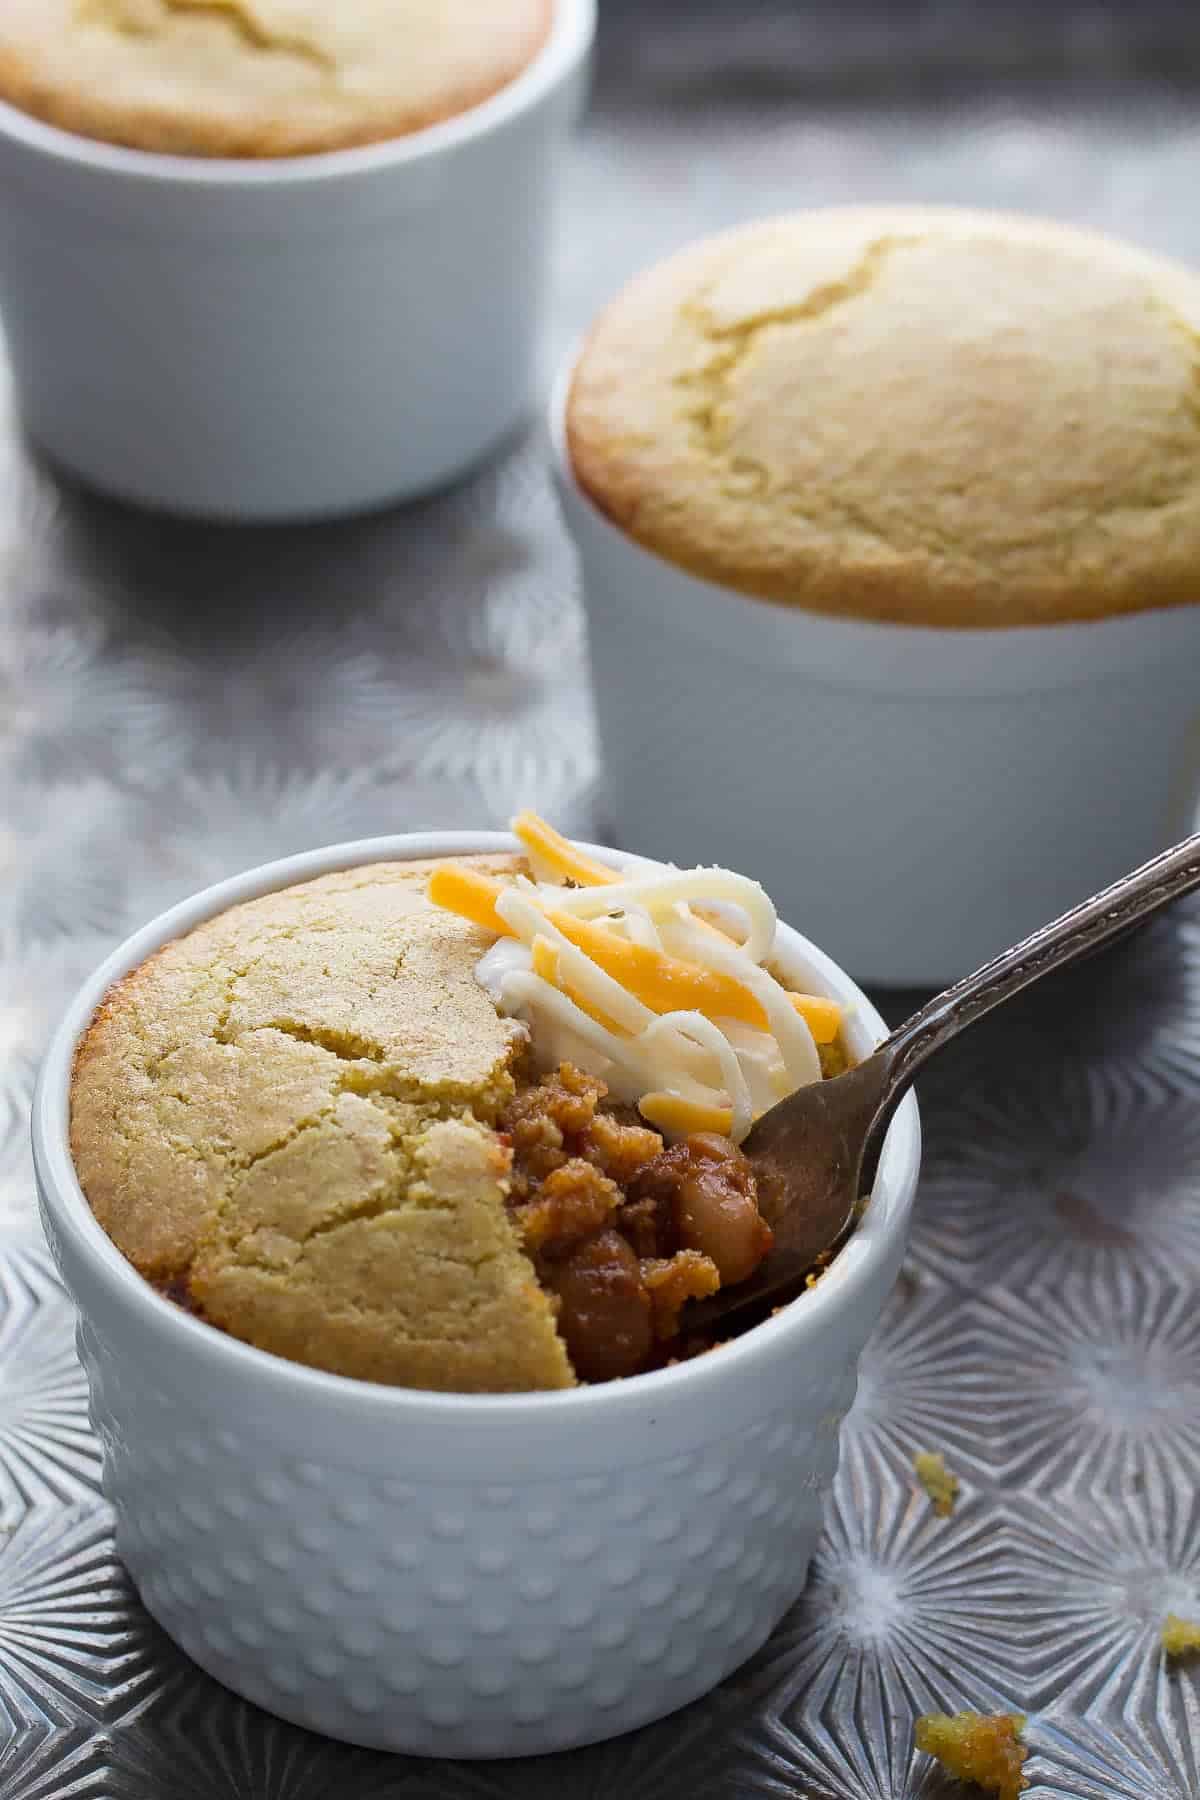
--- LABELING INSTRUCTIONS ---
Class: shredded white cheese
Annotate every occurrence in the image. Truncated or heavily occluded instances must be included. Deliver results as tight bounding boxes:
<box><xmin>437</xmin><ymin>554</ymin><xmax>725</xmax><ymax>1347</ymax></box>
<box><xmin>474</xmin><ymin>857</ymin><xmax>822</xmax><ymax>1144</ymax></box>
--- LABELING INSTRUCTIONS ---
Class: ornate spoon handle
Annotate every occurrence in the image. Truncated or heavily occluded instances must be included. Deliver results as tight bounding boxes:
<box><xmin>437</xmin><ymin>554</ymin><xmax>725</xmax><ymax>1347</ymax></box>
<box><xmin>865</xmin><ymin>830</ymin><xmax>1200</xmax><ymax>1172</ymax></box>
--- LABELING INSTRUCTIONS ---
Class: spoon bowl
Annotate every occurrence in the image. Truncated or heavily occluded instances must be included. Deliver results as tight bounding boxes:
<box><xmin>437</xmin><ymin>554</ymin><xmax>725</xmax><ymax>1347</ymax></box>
<box><xmin>689</xmin><ymin>828</ymin><xmax>1200</xmax><ymax>1335</ymax></box>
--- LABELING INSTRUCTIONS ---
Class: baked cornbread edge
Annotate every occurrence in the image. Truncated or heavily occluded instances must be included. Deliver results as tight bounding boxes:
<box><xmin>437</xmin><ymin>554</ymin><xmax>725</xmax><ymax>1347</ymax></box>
<box><xmin>0</xmin><ymin>1</ymin><xmax>555</xmax><ymax>159</ymax></box>
<box><xmin>566</xmin><ymin>204</ymin><xmax>1200</xmax><ymax>629</ymax></box>
<box><xmin>69</xmin><ymin>854</ymin><xmax>576</xmax><ymax>1393</ymax></box>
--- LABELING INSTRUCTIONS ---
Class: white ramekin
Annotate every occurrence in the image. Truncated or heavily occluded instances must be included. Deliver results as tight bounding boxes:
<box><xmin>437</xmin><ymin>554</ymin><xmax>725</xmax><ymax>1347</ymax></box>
<box><xmin>32</xmin><ymin>830</ymin><xmax>919</xmax><ymax>1758</ymax></box>
<box><xmin>0</xmin><ymin>2</ymin><xmax>593</xmax><ymax>522</ymax></box>
<box><xmin>551</xmin><ymin>362</ymin><xmax>1200</xmax><ymax>986</ymax></box>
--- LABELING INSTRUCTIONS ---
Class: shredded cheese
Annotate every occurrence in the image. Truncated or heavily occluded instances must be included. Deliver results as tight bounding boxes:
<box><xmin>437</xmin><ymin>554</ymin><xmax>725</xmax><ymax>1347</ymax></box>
<box><xmin>530</xmin><ymin>936</ymin><xmax>625</xmax><ymax>1036</ymax></box>
<box><xmin>640</xmin><ymin>1093</ymin><xmax>734</xmax><ymax>1137</ymax></box>
<box><xmin>663</xmin><ymin>915</ymin><xmax>820</xmax><ymax>1087</ymax></box>
<box><xmin>642</xmin><ymin>1010</ymin><xmax>754</xmax><ymax>1144</ymax></box>
<box><xmin>548</xmin><ymin>868</ymin><xmax>778</xmax><ymax>964</ymax></box>
<box><xmin>427</xmin><ymin>863</ymin><xmax>508</xmax><ymax>936</ymax></box>
<box><xmin>430</xmin><ymin>816</ymin><xmax>844</xmax><ymax>1144</ymax></box>
<box><xmin>788</xmin><ymin>993</ymin><xmax>843</xmax><ymax>1043</ymax></box>
<box><xmin>553</xmin><ymin>915</ymin><xmax>782</xmax><ymax>1030</ymax></box>
<box><xmin>511</xmin><ymin>811</ymin><xmax>620</xmax><ymax>887</ymax></box>
<box><xmin>500</xmin><ymin>891</ymin><xmax>656</xmax><ymax>1037</ymax></box>
<box><xmin>677</xmin><ymin>905</ymin><xmax>840</xmax><ymax>1042</ymax></box>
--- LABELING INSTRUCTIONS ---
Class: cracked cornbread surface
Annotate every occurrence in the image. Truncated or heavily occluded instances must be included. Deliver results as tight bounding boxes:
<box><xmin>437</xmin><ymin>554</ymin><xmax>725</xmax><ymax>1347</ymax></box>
<box><xmin>0</xmin><ymin>1</ymin><xmax>552</xmax><ymax>157</ymax></box>
<box><xmin>70</xmin><ymin>855</ymin><xmax>576</xmax><ymax>1392</ymax></box>
<box><xmin>566</xmin><ymin>206</ymin><xmax>1200</xmax><ymax>627</ymax></box>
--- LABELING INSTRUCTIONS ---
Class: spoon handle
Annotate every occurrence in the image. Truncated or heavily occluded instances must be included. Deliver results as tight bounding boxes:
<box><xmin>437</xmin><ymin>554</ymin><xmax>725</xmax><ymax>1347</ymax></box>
<box><xmin>882</xmin><ymin>829</ymin><xmax>1200</xmax><ymax>1101</ymax></box>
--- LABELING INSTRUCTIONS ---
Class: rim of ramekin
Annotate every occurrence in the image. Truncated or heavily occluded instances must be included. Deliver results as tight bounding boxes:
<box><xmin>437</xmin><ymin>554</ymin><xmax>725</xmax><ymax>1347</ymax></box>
<box><xmin>32</xmin><ymin>830</ymin><xmax>920</xmax><ymax>1426</ymax></box>
<box><xmin>0</xmin><ymin>0</ymin><xmax>594</xmax><ymax>189</ymax></box>
<box><xmin>547</xmin><ymin>330</ymin><xmax>1198</xmax><ymax>686</ymax></box>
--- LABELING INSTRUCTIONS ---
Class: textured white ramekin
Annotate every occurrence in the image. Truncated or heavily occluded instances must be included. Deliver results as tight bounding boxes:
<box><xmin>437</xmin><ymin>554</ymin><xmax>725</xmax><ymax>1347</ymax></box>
<box><xmin>0</xmin><ymin>1</ymin><xmax>593</xmax><ymax>520</ymax></box>
<box><xmin>32</xmin><ymin>831</ymin><xmax>919</xmax><ymax>1757</ymax></box>
<box><xmin>552</xmin><ymin>358</ymin><xmax>1200</xmax><ymax>985</ymax></box>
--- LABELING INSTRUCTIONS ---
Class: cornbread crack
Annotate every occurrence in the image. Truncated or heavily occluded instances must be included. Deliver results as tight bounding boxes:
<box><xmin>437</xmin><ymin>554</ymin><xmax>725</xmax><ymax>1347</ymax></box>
<box><xmin>236</xmin><ymin>1019</ymin><xmax>391</xmax><ymax>1064</ymax></box>
<box><xmin>78</xmin><ymin>0</ymin><xmax>333</xmax><ymax>73</ymax></box>
<box><xmin>71</xmin><ymin>856</ymin><xmax>575</xmax><ymax>1392</ymax></box>
<box><xmin>677</xmin><ymin>234</ymin><xmax>918</xmax><ymax>487</ymax></box>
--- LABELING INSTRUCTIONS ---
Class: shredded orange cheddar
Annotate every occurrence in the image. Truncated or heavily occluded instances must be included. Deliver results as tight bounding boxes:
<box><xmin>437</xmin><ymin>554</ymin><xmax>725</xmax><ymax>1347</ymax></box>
<box><xmin>640</xmin><ymin>1092</ymin><xmax>734</xmax><ymax>1137</ymax></box>
<box><xmin>429</xmin><ymin>860</ymin><xmax>842</xmax><ymax>1043</ymax></box>
<box><xmin>786</xmin><ymin>992</ymin><xmax>841</xmax><ymax>1043</ymax></box>
<box><xmin>427</xmin><ymin>864</ymin><xmax>508</xmax><ymax>936</ymax></box>
<box><xmin>530</xmin><ymin>937</ymin><xmax>624</xmax><ymax>1036</ymax></box>
<box><xmin>558</xmin><ymin>916</ymin><xmax>841</xmax><ymax>1042</ymax></box>
<box><xmin>529</xmin><ymin>936</ymin><xmax>558</xmax><ymax>984</ymax></box>
<box><xmin>551</xmin><ymin>912</ymin><xmax>771</xmax><ymax>1026</ymax></box>
<box><xmin>512</xmin><ymin>812</ymin><xmax>619</xmax><ymax>887</ymax></box>
<box><xmin>676</xmin><ymin>910</ymin><xmax>840</xmax><ymax>1040</ymax></box>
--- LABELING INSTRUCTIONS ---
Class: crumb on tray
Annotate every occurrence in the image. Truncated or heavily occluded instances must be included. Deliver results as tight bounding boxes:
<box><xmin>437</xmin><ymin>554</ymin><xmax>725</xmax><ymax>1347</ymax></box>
<box><xmin>1162</xmin><ymin>1613</ymin><xmax>1200</xmax><ymax>1657</ymax></box>
<box><xmin>914</xmin><ymin>1712</ymin><xmax>1028</xmax><ymax>1800</ymax></box>
<box><xmin>914</xmin><ymin>1450</ymin><xmax>959</xmax><ymax>1518</ymax></box>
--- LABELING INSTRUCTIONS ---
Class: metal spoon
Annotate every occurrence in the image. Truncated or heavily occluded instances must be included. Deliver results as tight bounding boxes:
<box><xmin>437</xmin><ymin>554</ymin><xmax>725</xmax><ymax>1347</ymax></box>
<box><xmin>685</xmin><ymin>829</ymin><xmax>1200</xmax><ymax>1337</ymax></box>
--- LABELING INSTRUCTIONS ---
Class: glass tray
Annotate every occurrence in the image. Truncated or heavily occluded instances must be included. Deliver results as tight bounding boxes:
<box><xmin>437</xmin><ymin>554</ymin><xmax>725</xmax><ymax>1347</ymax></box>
<box><xmin>1</xmin><ymin>7</ymin><xmax>1198</xmax><ymax>1792</ymax></box>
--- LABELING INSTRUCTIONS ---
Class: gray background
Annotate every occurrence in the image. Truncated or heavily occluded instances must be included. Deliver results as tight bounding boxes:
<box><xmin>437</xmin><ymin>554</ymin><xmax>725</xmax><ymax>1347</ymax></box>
<box><xmin>1</xmin><ymin>3</ymin><xmax>1199</xmax><ymax>1792</ymax></box>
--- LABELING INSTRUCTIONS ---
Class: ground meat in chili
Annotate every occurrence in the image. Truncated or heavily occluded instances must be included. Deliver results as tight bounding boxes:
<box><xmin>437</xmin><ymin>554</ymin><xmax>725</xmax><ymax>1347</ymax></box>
<box><xmin>498</xmin><ymin>1062</ymin><xmax>774</xmax><ymax>1381</ymax></box>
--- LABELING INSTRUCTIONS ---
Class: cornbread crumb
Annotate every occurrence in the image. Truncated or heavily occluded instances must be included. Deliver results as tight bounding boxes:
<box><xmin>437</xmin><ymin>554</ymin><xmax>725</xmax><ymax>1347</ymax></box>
<box><xmin>642</xmin><ymin>1249</ymin><xmax>720</xmax><ymax>1339</ymax></box>
<box><xmin>568</xmin><ymin>206</ymin><xmax>1200</xmax><ymax>627</ymax></box>
<box><xmin>1162</xmin><ymin>1613</ymin><xmax>1200</xmax><ymax>1657</ymax></box>
<box><xmin>914</xmin><ymin>1451</ymin><xmax>959</xmax><ymax>1518</ymax></box>
<box><xmin>915</xmin><ymin>1712</ymin><xmax>1028</xmax><ymax>1800</ymax></box>
<box><xmin>0</xmin><ymin>1</ymin><xmax>553</xmax><ymax>158</ymax></box>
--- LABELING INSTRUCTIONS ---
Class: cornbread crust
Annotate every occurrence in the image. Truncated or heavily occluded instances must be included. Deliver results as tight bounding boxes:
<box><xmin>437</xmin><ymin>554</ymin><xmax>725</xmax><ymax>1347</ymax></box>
<box><xmin>0</xmin><ymin>2</ymin><xmax>553</xmax><ymax>159</ymax></box>
<box><xmin>567</xmin><ymin>206</ymin><xmax>1200</xmax><ymax>627</ymax></box>
<box><xmin>70</xmin><ymin>856</ymin><xmax>576</xmax><ymax>1392</ymax></box>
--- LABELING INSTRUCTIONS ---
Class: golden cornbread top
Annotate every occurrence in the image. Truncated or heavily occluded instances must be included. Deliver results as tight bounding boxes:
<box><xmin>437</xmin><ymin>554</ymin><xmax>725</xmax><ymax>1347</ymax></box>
<box><xmin>70</xmin><ymin>856</ymin><xmax>575</xmax><ymax>1393</ymax></box>
<box><xmin>566</xmin><ymin>206</ymin><xmax>1200</xmax><ymax>628</ymax></box>
<box><xmin>1</xmin><ymin>1</ymin><xmax>552</xmax><ymax>158</ymax></box>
